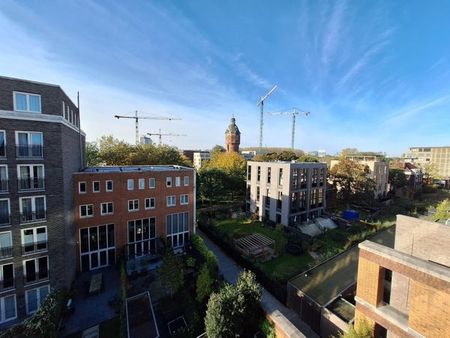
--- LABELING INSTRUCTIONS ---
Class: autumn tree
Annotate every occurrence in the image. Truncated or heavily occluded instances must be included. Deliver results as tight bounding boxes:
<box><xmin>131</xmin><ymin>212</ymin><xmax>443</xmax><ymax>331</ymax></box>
<box><xmin>207</xmin><ymin>152</ymin><xmax>246</xmax><ymax>177</ymax></box>
<box><xmin>85</xmin><ymin>141</ymin><xmax>101</xmax><ymax>166</ymax></box>
<box><xmin>433</xmin><ymin>199</ymin><xmax>450</xmax><ymax>222</ymax></box>
<box><xmin>297</xmin><ymin>154</ymin><xmax>319</xmax><ymax>162</ymax></box>
<box><xmin>389</xmin><ymin>169</ymin><xmax>408</xmax><ymax>191</ymax></box>
<box><xmin>97</xmin><ymin>135</ymin><xmax>133</xmax><ymax>165</ymax></box>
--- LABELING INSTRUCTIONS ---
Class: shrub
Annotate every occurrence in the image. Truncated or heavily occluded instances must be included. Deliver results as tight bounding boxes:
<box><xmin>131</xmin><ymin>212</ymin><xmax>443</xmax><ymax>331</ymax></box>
<box><xmin>196</xmin><ymin>264</ymin><xmax>215</xmax><ymax>303</ymax></box>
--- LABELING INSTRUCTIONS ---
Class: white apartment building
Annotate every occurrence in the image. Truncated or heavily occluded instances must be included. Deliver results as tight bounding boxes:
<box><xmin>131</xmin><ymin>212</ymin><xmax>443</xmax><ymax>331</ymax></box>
<box><xmin>246</xmin><ymin>161</ymin><xmax>327</xmax><ymax>227</ymax></box>
<box><xmin>193</xmin><ymin>151</ymin><xmax>210</xmax><ymax>170</ymax></box>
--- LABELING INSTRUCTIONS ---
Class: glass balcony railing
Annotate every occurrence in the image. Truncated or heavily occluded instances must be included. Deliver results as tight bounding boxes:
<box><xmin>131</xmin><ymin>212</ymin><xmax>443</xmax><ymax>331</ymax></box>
<box><xmin>20</xmin><ymin>211</ymin><xmax>46</xmax><ymax>223</ymax></box>
<box><xmin>18</xmin><ymin>178</ymin><xmax>45</xmax><ymax>191</ymax></box>
<box><xmin>0</xmin><ymin>246</ymin><xmax>13</xmax><ymax>259</ymax></box>
<box><xmin>16</xmin><ymin>144</ymin><xmax>43</xmax><ymax>158</ymax></box>
<box><xmin>22</xmin><ymin>240</ymin><xmax>48</xmax><ymax>255</ymax></box>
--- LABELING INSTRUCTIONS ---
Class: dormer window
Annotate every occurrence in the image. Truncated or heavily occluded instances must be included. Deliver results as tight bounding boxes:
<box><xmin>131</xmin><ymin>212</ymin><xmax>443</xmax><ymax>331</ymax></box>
<box><xmin>14</xmin><ymin>92</ymin><xmax>41</xmax><ymax>113</ymax></box>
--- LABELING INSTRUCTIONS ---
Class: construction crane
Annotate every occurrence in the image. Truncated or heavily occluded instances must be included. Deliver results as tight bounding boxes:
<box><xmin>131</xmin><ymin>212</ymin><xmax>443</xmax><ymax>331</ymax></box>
<box><xmin>257</xmin><ymin>85</ymin><xmax>277</xmax><ymax>149</ymax></box>
<box><xmin>267</xmin><ymin>108</ymin><xmax>310</xmax><ymax>149</ymax></box>
<box><xmin>147</xmin><ymin>129</ymin><xmax>187</xmax><ymax>146</ymax></box>
<box><xmin>114</xmin><ymin>111</ymin><xmax>181</xmax><ymax>145</ymax></box>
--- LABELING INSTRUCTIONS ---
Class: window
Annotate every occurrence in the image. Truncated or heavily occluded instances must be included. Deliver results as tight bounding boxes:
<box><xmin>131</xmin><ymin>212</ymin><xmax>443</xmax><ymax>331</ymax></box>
<box><xmin>14</xmin><ymin>92</ymin><xmax>41</xmax><ymax>113</ymax></box>
<box><xmin>62</xmin><ymin>101</ymin><xmax>65</xmax><ymax>117</ymax></box>
<box><xmin>24</xmin><ymin>256</ymin><xmax>49</xmax><ymax>283</ymax></box>
<box><xmin>257</xmin><ymin>166</ymin><xmax>261</xmax><ymax>182</ymax></box>
<box><xmin>0</xmin><ymin>166</ymin><xmax>6</xmax><ymax>193</ymax></box>
<box><xmin>80</xmin><ymin>204</ymin><xmax>93</xmax><ymax>218</ymax></box>
<box><xmin>0</xmin><ymin>295</ymin><xmax>16</xmax><ymax>323</ymax></box>
<box><xmin>267</xmin><ymin>167</ymin><xmax>271</xmax><ymax>184</ymax></box>
<box><xmin>101</xmin><ymin>202</ymin><xmax>113</xmax><ymax>215</ymax></box>
<box><xmin>166</xmin><ymin>212</ymin><xmax>189</xmax><ymax>248</ymax></box>
<box><xmin>138</xmin><ymin>178</ymin><xmax>145</xmax><ymax>190</ymax></box>
<box><xmin>175</xmin><ymin>177</ymin><xmax>181</xmax><ymax>187</ymax></box>
<box><xmin>22</xmin><ymin>227</ymin><xmax>47</xmax><ymax>254</ymax></box>
<box><xmin>0</xmin><ymin>263</ymin><xmax>14</xmax><ymax>289</ymax></box>
<box><xmin>180</xmin><ymin>194</ymin><xmax>189</xmax><ymax>205</ymax></box>
<box><xmin>106</xmin><ymin>180</ymin><xmax>113</xmax><ymax>192</ymax></box>
<box><xmin>0</xmin><ymin>199</ymin><xmax>10</xmax><ymax>226</ymax></box>
<box><xmin>166</xmin><ymin>177</ymin><xmax>172</xmax><ymax>187</ymax></box>
<box><xmin>16</xmin><ymin>131</ymin><xmax>43</xmax><ymax>157</ymax></box>
<box><xmin>26</xmin><ymin>285</ymin><xmax>49</xmax><ymax>314</ymax></box>
<box><xmin>127</xmin><ymin>218</ymin><xmax>156</xmax><ymax>258</ymax></box>
<box><xmin>0</xmin><ymin>131</ymin><xmax>5</xmax><ymax>157</ymax></box>
<box><xmin>278</xmin><ymin>168</ymin><xmax>283</xmax><ymax>186</ymax></box>
<box><xmin>145</xmin><ymin>198</ymin><xmax>155</xmax><ymax>209</ymax></box>
<box><xmin>65</xmin><ymin>105</ymin><xmax>69</xmax><ymax>120</ymax></box>
<box><xmin>167</xmin><ymin>195</ymin><xmax>176</xmax><ymax>207</ymax></box>
<box><xmin>93</xmin><ymin>181</ymin><xmax>100</xmax><ymax>193</ymax></box>
<box><xmin>127</xmin><ymin>179</ymin><xmax>134</xmax><ymax>191</ymax></box>
<box><xmin>256</xmin><ymin>187</ymin><xmax>260</xmax><ymax>201</ymax></box>
<box><xmin>20</xmin><ymin>196</ymin><xmax>46</xmax><ymax>223</ymax></box>
<box><xmin>79</xmin><ymin>224</ymin><xmax>115</xmax><ymax>271</ymax></box>
<box><xmin>149</xmin><ymin>178</ymin><xmax>155</xmax><ymax>189</ymax></box>
<box><xmin>183</xmin><ymin>176</ymin><xmax>189</xmax><ymax>186</ymax></box>
<box><xmin>128</xmin><ymin>199</ymin><xmax>139</xmax><ymax>212</ymax></box>
<box><xmin>17</xmin><ymin>164</ymin><xmax>44</xmax><ymax>190</ymax></box>
<box><xmin>79</xmin><ymin>181</ymin><xmax>86</xmax><ymax>194</ymax></box>
<box><xmin>0</xmin><ymin>232</ymin><xmax>12</xmax><ymax>259</ymax></box>
<box><xmin>247</xmin><ymin>165</ymin><xmax>251</xmax><ymax>180</ymax></box>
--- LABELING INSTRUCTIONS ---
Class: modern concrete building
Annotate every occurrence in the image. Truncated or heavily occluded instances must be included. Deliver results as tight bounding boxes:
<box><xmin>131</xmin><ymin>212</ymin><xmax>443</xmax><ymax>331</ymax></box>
<box><xmin>330</xmin><ymin>154</ymin><xmax>389</xmax><ymax>199</ymax></box>
<box><xmin>403</xmin><ymin>146</ymin><xmax>450</xmax><ymax>179</ymax></box>
<box><xmin>0</xmin><ymin>76</ymin><xmax>85</xmax><ymax>327</ymax></box>
<box><xmin>354</xmin><ymin>215</ymin><xmax>450</xmax><ymax>337</ymax></box>
<box><xmin>139</xmin><ymin>135</ymin><xmax>153</xmax><ymax>145</ymax></box>
<box><xmin>225</xmin><ymin>116</ymin><xmax>240</xmax><ymax>153</ymax></box>
<box><xmin>193</xmin><ymin>151</ymin><xmax>210</xmax><ymax>170</ymax></box>
<box><xmin>72</xmin><ymin>165</ymin><xmax>196</xmax><ymax>272</ymax></box>
<box><xmin>246</xmin><ymin>161</ymin><xmax>327</xmax><ymax>227</ymax></box>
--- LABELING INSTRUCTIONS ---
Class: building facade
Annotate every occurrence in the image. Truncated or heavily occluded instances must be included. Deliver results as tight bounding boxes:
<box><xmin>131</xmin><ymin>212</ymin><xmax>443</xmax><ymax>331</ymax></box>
<box><xmin>193</xmin><ymin>151</ymin><xmax>210</xmax><ymax>170</ymax></box>
<box><xmin>354</xmin><ymin>216</ymin><xmax>450</xmax><ymax>337</ymax></box>
<box><xmin>403</xmin><ymin>146</ymin><xmax>450</xmax><ymax>179</ymax></box>
<box><xmin>72</xmin><ymin>166</ymin><xmax>196</xmax><ymax>272</ymax></box>
<box><xmin>331</xmin><ymin>154</ymin><xmax>389</xmax><ymax>199</ymax></box>
<box><xmin>0</xmin><ymin>76</ymin><xmax>85</xmax><ymax>326</ymax></box>
<box><xmin>246</xmin><ymin>161</ymin><xmax>327</xmax><ymax>227</ymax></box>
<box><xmin>225</xmin><ymin>117</ymin><xmax>240</xmax><ymax>153</ymax></box>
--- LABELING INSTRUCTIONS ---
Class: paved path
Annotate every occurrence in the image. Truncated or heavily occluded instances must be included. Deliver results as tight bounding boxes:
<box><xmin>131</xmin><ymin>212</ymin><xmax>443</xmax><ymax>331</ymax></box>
<box><xmin>199</xmin><ymin>230</ymin><xmax>318</xmax><ymax>338</ymax></box>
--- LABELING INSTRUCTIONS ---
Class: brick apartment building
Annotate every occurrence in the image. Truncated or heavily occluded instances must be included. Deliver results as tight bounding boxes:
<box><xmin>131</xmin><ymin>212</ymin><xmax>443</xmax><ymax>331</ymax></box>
<box><xmin>246</xmin><ymin>161</ymin><xmax>327</xmax><ymax>227</ymax></box>
<box><xmin>72</xmin><ymin>166</ymin><xmax>196</xmax><ymax>272</ymax></box>
<box><xmin>0</xmin><ymin>76</ymin><xmax>85</xmax><ymax>326</ymax></box>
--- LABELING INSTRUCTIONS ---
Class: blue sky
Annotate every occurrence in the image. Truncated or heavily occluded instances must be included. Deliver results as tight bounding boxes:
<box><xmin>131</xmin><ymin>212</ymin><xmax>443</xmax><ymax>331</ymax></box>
<box><xmin>1</xmin><ymin>1</ymin><xmax>450</xmax><ymax>155</ymax></box>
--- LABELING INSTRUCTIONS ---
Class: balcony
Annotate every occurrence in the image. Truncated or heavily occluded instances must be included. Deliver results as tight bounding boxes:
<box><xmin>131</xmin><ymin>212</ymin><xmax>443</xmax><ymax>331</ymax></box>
<box><xmin>16</xmin><ymin>144</ymin><xmax>43</xmax><ymax>158</ymax></box>
<box><xmin>0</xmin><ymin>179</ymin><xmax>8</xmax><ymax>193</ymax></box>
<box><xmin>18</xmin><ymin>178</ymin><xmax>45</xmax><ymax>191</ymax></box>
<box><xmin>20</xmin><ymin>211</ymin><xmax>46</xmax><ymax>224</ymax></box>
<box><xmin>22</xmin><ymin>240</ymin><xmax>48</xmax><ymax>255</ymax></box>
<box><xmin>0</xmin><ymin>277</ymin><xmax>14</xmax><ymax>290</ymax></box>
<box><xmin>0</xmin><ymin>246</ymin><xmax>13</xmax><ymax>259</ymax></box>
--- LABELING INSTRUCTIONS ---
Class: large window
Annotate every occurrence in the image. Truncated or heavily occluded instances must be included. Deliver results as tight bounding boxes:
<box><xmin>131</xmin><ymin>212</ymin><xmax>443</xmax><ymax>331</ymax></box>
<box><xmin>0</xmin><ymin>232</ymin><xmax>12</xmax><ymax>259</ymax></box>
<box><xmin>0</xmin><ymin>295</ymin><xmax>16</xmax><ymax>323</ymax></box>
<box><xmin>0</xmin><ymin>199</ymin><xmax>10</xmax><ymax>226</ymax></box>
<box><xmin>166</xmin><ymin>196</ymin><xmax>176</xmax><ymax>207</ymax></box>
<box><xmin>128</xmin><ymin>218</ymin><xmax>156</xmax><ymax>258</ymax></box>
<box><xmin>0</xmin><ymin>131</ymin><xmax>5</xmax><ymax>157</ymax></box>
<box><xmin>24</xmin><ymin>256</ymin><xmax>49</xmax><ymax>283</ymax></box>
<box><xmin>26</xmin><ymin>285</ymin><xmax>49</xmax><ymax>314</ymax></box>
<box><xmin>79</xmin><ymin>204</ymin><xmax>93</xmax><ymax>218</ymax></box>
<box><xmin>145</xmin><ymin>198</ymin><xmax>155</xmax><ymax>210</ymax></box>
<box><xmin>14</xmin><ymin>92</ymin><xmax>41</xmax><ymax>113</ymax></box>
<box><xmin>20</xmin><ymin>196</ymin><xmax>46</xmax><ymax>223</ymax></box>
<box><xmin>18</xmin><ymin>164</ymin><xmax>44</xmax><ymax>190</ymax></box>
<box><xmin>128</xmin><ymin>200</ymin><xmax>139</xmax><ymax>212</ymax></box>
<box><xmin>166</xmin><ymin>212</ymin><xmax>189</xmax><ymax>248</ymax></box>
<box><xmin>80</xmin><ymin>224</ymin><xmax>115</xmax><ymax>271</ymax></box>
<box><xmin>180</xmin><ymin>194</ymin><xmax>189</xmax><ymax>205</ymax></box>
<box><xmin>101</xmin><ymin>202</ymin><xmax>113</xmax><ymax>215</ymax></box>
<box><xmin>0</xmin><ymin>166</ymin><xmax>7</xmax><ymax>193</ymax></box>
<box><xmin>16</xmin><ymin>131</ymin><xmax>43</xmax><ymax>157</ymax></box>
<box><xmin>0</xmin><ymin>263</ymin><xmax>14</xmax><ymax>290</ymax></box>
<box><xmin>22</xmin><ymin>227</ymin><xmax>47</xmax><ymax>254</ymax></box>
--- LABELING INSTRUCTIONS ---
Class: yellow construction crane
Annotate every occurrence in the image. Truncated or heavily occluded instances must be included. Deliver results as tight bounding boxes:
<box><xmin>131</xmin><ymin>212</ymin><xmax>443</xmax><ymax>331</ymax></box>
<box><xmin>267</xmin><ymin>108</ymin><xmax>310</xmax><ymax>149</ymax></box>
<box><xmin>114</xmin><ymin>110</ymin><xmax>181</xmax><ymax>144</ymax></box>
<box><xmin>147</xmin><ymin>129</ymin><xmax>187</xmax><ymax>146</ymax></box>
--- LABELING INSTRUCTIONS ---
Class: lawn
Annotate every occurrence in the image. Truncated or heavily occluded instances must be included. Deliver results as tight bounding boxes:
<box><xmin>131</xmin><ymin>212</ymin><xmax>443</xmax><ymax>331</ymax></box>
<box><xmin>212</xmin><ymin>218</ymin><xmax>313</xmax><ymax>282</ymax></box>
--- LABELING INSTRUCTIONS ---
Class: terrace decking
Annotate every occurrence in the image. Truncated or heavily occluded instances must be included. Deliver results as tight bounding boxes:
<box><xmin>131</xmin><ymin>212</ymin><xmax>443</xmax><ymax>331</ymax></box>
<box><xmin>234</xmin><ymin>233</ymin><xmax>275</xmax><ymax>260</ymax></box>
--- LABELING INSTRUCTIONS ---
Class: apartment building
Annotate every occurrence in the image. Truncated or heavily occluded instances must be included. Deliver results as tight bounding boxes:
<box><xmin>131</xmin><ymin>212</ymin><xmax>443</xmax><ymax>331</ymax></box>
<box><xmin>193</xmin><ymin>151</ymin><xmax>210</xmax><ymax>170</ymax></box>
<box><xmin>72</xmin><ymin>166</ymin><xmax>195</xmax><ymax>272</ymax></box>
<box><xmin>246</xmin><ymin>161</ymin><xmax>327</xmax><ymax>227</ymax></box>
<box><xmin>331</xmin><ymin>154</ymin><xmax>389</xmax><ymax>199</ymax></box>
<box><xmin>403</xmin><ymin>146</ymin><xmax>450</xmax><ymax>179</ymax></box>
<box><xmin>0</xmin><ymin>76</ymin><xmax>85</xmax><ymax>326</ymax></box>
<box><xmin>354</xmin><ymin>216</ymin><xmax>450</xmax><ymax>337</ymax></box>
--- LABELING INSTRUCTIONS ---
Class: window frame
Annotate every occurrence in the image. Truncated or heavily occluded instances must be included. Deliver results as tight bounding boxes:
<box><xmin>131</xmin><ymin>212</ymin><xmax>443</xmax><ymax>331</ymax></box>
<box><xmin>19</xmin><ymin>195</ymin><xmax>46</xmax><ymax>223</ymax></box>
<box><xmin>149</xmin><ymin>178</ymin><xmax>156</xmax><ymax>189</ymax></box>
<box><xmin>166</xmin><ymin>195</ymin><xmax>176</xmax><ymax>207</ymax></box>
<box><xmin>180</xmin><ymin>194</ymin><xmax>189</xmax><ymax>205</ymax></box>
<box><xmin>21</xmin><ymin>226</ymin><xmax>47</xmax><ymax>255</ymax></box>
<box><xmin>0</xmin><ymin>294</ymin><xmax>17</xmax><ymax>323</ymax></box>
<box><xmin>106</xmin><ymin>180</ymin><xmax>113</xmax><ymax>192</ymax></box>
<box><xmin>78</xmin><ymin>181</ymin><xmax>87</xmax><ymax>194</ymax></box>
<box><xmin>166</xmin><ymin>177</ymin><xmax>172</xmax><ymax>187</ymax></box>
<box><xmin>13</xmin><ymin>91</ymin><xmax>42</xmax><ymax>113</ymax></box>
<box><xmin>127</xmin><ymin>179</ymin><xmax>134</xmax><ymax>191</ymax></box>
<box><xmin>92</xmin><ymin>181</ymin><xmax>100</xmax><ymax>193</ymax></box>
<box><xmin>0</xmin><ymin>199</ymin><xmax>11</xmax><ymax>226</ymax></box>
<box><xmin>138</xmin><ymin>178</ymin><xmax>145</xmax><ymax>190</ymax></box>
<box><xmin>100</xmin><ymin>202</ymin><xmax>114</xmax><ymax>216</ymax></box>
<box><xmin>23</xmin><ymin>255</ymin><xmax>49</xmax><ymax>284</ymax></box>
<box><xmin>0</xmin><ymin>262</ymin><xmax>14</xmax><ymax>290</ymax></box>
<box><xmin>175</xmin><ymin>176</ymin><xmax>181</xmax><ymax>187</ymax></box>
<box><xmin>145</xmin><ymin>197</ymin><xmax>156</xmax><ymax>210</ymax></box>
<box><xmin>79</xmin><ymin>204</ymin><xmax>94</xmax><ymax>218</ymax></box>
<box><xmin>183</xmin><ymin>176</ymin><xmax>189</xmax><ymax>186</ymax></box>
<box><xmin>128</xmin><ymin>199</ymin><xmax>139</xmax><ymax>212</ymax></box>
<box><xmin>25</xmin><ymin>285</ymin><xmax>50</xmax><ymax>315</ymax></box>
<box><xmin>0</xmin><ymin>130</ymin><xmax>5</xmax><ymax>158</ymax></box>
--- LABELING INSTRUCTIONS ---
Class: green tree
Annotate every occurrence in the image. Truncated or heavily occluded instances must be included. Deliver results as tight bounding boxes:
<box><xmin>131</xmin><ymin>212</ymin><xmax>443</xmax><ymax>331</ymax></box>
<box><xmin>159</xmin><ymin>253</ymin><xmax>184</xmax><ymax>297</ymax></box>
<box><xmin>389</xmin><ymin>169</ymin><xmax>408</xmax><ymax>190</ymax></box>
<box><xmin>198</xmin><ymin>168</ymin><xmax>228</xmax><ymax>205</ymax></box>
<box><xmin>207</xmin><ymin>151</ymin><xmax>246</xmax><ymax>176</ymax></box>
<box><xmin>340</xmin><ymin>320</ymin><xmax>373</xmax><ymax>338</ymax></box>
<box><xmin>211</xmin><ymin>145</ymin><xmax>226</xmax><ymax>156</ymax></box>
<box><xmin>97</xmin><ymin>135</ymin><xmax>133</xmax><ymax>165</ymax></box>
<box><xmin>85</xmin><ymin>141</ymin><xmax>101</xmax><ymax>166</ymax></box>
<box><xmin>297</xmin><ymin>154</ymin><xmax>319</xmax><ymax>162</ymax></box>
<box><xmin>433</xmin><ymin>199</ymin><xmax>450</xmax><ymax>222</ymax></box>
<box><xmin>340</xmin><ymin>148</ymin><xmax>359</xmax><ymax>156</ymax></box>
<box><xmin>196</xmin><ymin>264</ymin><xmax>215</xmax><ymax>303</ymax></box>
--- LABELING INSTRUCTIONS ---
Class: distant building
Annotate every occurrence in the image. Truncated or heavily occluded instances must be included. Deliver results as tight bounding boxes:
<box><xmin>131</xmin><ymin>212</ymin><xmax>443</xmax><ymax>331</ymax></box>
<box><xmin>246</xmin><ymin>161</ymin><xmax>327</xmax><ymax>226</ymax></box>
<box><xmin>403</xmin><ymin>146</ymin><xmax>450</xmax><ymax>179</ymax></box>
<box><xmin>241</xmin><ymin>150</ymin><xmax>257</xmax><ymax>160</ymax></box>
<box><xmin>318</xmin><ymin>150</ymin><xmax>326</xmax><ymax>158</ymax></box>
<box><xmin>331</xmin><ymin>154</ymin><xmax>389</xmax><ymax>199</ymax></box>
<box><xmin>354</xmin><ymin>216</ymin><xmax>450</xmax><ymax>337</ymax></box>
<box><xmin>140</xmin><ymin>135</ymin><xmax>153</xmax><ymax>145</ymax></box>
<box><xmin>404</xmin><ymin>162</ymin><xmax>423</xmax><ymax>193</ymax></box>
<box><xmin>225</xmin><ymin>117</ymin><xmax>240</xmax><ymax>153</ymax></box>
<box><xmin>193</xmin><ymin>151</ymin><xmax>210</xmax><ymax>170</ymax></box>
<box><xmin>181</xmin><ymin>150</ymin><xmax>196</xmax><ymax>163</ymax></box>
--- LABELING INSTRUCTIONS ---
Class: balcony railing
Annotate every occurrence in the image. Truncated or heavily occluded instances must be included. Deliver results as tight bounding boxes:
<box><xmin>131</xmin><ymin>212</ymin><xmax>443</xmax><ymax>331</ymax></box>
<box><xmin>23</xmin><ymin>271</ymin><xmax>49</xmax><ymax>285</ymax></box>
<box><xmin>0</xmin><ymin>278</ymin><xmax>14</xmax><ymax>290</ymax></box>
<box><xmin>18</xmin><ymin>178</ymin><xmax>45</xmax><ymax>191</ymax></box>
<box><xmin>20</xmin><ymin>211</ymin><xmax>46</xmax><ymax>224</ymax></box>
<box><xmin>0</xmin><ymin>246</ymin><xmax>13</xmax><ymax>259</ymax></box>
<box><xmin>16</xmin><ymin>144</ymin><xmax>43</xmax><ymax>158</ymax></box>
<box><xmin>0</xmin><ymin>214</ymin><xmax>10</xmax><ymax>226</ymax></box>
<box><xmin>22</xmin><ymin>240</ymin><xmax>48</xmax><ymax>255</ymax></box>
<box><xmin>0</xmin><ymin>179</ymin><xmax>8</xmax><ymax>193</ymax></box>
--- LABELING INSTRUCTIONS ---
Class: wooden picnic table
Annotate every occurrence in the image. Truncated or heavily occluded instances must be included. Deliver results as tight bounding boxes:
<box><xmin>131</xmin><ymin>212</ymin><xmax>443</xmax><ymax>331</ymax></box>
<box><xmin>89</xmin><ymin>273</ymin><xmax>103</xmax><ymax>295</ymax></box>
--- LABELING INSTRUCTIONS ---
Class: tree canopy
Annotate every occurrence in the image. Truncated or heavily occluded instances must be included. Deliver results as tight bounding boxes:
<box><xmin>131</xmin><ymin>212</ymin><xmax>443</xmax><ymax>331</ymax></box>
<box><xmin>252</xmin><ymin>150</ymin><xmax>319</xmax><ymax>163</ymax></box>
<box><xmin>389</xmin><ymin>169</ymin><xmax>408</xmax><ymax>190</ymax></box>
<box><xmin>433</xmin><ymin>199</ymin><xmax>450</xmax><ymax>222</ymax></box>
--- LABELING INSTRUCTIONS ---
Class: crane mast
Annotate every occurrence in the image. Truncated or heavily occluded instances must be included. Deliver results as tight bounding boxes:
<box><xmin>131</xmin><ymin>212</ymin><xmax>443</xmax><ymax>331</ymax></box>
<box><xmin>267</xmin><ymin>108</ymin><xmax>310</xmax><ymax>149</ymax></box>
<box><xmin>147</xmin><ymin>129</ymin><xmax>187</xmax><ymax>146</ymax></box>
<box><xmin>257</xmin><ymin>85</ymin><xmax>277</xmax><ymax>149</ymax></box>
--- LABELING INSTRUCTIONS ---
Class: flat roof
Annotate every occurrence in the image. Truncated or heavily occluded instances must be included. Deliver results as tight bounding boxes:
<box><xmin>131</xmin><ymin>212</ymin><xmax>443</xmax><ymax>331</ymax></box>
<box><xmin>289</xmin><ymin>226</ymin><xmax>395</xmax><ymax>306</ymax></box>
<box><xmin>78</xmin><ymin>165</ymin><xmax>193</xmax><ymax>173</ymax></box>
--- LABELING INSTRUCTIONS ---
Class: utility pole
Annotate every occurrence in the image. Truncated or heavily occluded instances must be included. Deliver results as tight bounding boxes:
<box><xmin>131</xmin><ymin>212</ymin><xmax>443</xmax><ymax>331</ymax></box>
<box><xmin>257</xmin><ymin>85</ymin><xmax>277</xmax><ymax>149</ymax></box>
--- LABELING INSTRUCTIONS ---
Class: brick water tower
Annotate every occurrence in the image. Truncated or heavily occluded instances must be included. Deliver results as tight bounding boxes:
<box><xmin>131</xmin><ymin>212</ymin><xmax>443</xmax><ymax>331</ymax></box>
<box><xmin>225</xmin><ymin>116</ymin><xmax>240</xmax><ymax>152</ymax></box>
